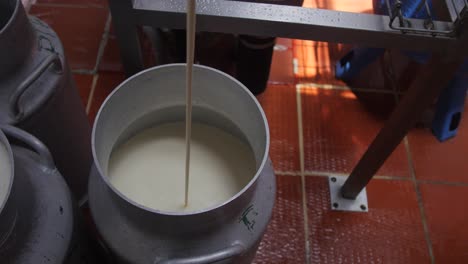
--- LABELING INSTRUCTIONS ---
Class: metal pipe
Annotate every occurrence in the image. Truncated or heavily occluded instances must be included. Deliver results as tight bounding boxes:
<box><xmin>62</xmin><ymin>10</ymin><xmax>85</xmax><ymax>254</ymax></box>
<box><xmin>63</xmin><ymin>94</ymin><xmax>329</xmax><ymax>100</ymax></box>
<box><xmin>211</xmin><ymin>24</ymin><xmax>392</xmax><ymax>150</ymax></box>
<box><xmin>340</xmin><ymin>54</ymin><xmax>464</xmax><ymax>199</ymax></box>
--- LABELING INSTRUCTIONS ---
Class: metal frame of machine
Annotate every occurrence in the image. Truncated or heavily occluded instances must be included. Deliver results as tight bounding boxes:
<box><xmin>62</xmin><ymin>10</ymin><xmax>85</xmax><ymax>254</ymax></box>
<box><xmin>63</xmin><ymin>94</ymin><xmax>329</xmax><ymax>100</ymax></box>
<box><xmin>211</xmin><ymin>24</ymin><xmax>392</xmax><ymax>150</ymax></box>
<box><xmin>108</xmin><ymin>0</ymin><xmax>468</xmax><ymax>212</ymax></box>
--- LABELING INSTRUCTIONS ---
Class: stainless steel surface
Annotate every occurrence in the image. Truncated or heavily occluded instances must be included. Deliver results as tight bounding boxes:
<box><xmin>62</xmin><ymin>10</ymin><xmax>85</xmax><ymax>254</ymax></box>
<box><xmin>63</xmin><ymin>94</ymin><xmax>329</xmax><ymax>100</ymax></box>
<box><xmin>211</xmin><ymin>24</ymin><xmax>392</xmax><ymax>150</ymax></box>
<box><xmin>0</xmin><ymin>125</ymin><xmax>90</xmax><ymax>263</ymax></box>
<box><xmin>9</xmin><ymin>53</ymin><xmax>63</xmax><ymax>122</ymax></box>
<box><xmin>109</xmin><ymin>0</ymin><xmax>468</xmax><ymax>76</ymax></box>
<box><xmin>0</xmin><ymin>0</ymin><xmax>35</xmax><ymax>77</ymax></box>
<box><xmin>1</xmin><ymin>125</ymin><xmax>54</xmax><ymax>169</ymax></box>
<box><xmin>157</xmin><ymin>243</ymin><xmax>246</xmax><ymax>264</ymax></box>
<box><xmin>329</xmin><ymin>176</ymin><xmax>368</xmax><ymax>213</ymax></box>
<box><xmin>0</xmin><ymin>0</ymin><xmax>92</xmax><ymax>201</ymax></box>
<box><xmin>89</xmin><ymin>64</ymin><xmax>275</xmax><ymax>263</ymax></box>
<box><xmin>0</xmin><ymin>128</ymin><xmax>16</xmax><ymax>248</ymax></box>
<box><xmin>132</xmin><ymin>0</ymin><xmax>457</xmax><ymax>51</ymax></box>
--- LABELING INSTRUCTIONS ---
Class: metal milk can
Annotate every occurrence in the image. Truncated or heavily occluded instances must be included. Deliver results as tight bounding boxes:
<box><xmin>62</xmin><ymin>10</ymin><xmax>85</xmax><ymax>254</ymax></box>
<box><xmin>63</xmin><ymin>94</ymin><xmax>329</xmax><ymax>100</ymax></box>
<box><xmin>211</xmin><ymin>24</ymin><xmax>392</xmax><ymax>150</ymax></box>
<box><xmin>88</xmin><ymin>64</ymin><xmax>275</xmax><ymax>264</ymax></box>
<box><xmin>0</xmin><ymin>125</ymin><xmax>93</xmax><ymax>263</ymax></box>
<box><xmin>0</xmin><ymin>0</ymin><xmax>92</xmax><ymax>202</ymax></box>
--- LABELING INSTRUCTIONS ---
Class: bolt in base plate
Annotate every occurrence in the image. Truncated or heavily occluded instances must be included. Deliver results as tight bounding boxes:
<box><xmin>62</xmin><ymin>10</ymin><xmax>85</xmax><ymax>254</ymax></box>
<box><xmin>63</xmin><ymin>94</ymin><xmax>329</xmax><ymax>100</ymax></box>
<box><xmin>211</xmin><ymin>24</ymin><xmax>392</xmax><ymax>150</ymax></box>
<box><xmin>328</xmin><ymin>176</ymin><xmax>368</xmax><ymax>212</ymax></box>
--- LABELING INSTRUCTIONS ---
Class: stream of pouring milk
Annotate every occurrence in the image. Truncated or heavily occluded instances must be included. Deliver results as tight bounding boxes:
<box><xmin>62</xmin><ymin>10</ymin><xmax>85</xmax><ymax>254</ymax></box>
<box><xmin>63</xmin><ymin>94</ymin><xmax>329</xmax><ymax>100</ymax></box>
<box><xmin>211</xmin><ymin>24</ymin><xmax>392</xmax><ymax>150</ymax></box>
<box><xmin>108</xmin><ymin>0</ymin><xmax>255</xmax><ymax>212</ymax></box>
<box><xmin>108</xmin><ymin>122</ymin><xmax>256</xmax><ymax>212</ymax></box>
<box><xmin>185</xmin><ymin>0</ymin><xmax>196</xmax><ymax>207</ymax></box>
<box><xmin>0</xmin><ymin>143</ymin><xmax>11</xmax><ymax>207</ymax></box>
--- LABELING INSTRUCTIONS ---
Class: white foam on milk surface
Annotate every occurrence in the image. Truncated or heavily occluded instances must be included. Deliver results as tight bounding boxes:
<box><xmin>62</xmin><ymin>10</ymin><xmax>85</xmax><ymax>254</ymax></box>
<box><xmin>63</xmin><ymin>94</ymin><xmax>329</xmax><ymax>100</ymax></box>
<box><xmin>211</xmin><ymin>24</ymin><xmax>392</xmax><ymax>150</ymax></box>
<box><xmin>108</xmin><ymin>122</ymin><xmax>256</xmax><ymax>212</ymax></box>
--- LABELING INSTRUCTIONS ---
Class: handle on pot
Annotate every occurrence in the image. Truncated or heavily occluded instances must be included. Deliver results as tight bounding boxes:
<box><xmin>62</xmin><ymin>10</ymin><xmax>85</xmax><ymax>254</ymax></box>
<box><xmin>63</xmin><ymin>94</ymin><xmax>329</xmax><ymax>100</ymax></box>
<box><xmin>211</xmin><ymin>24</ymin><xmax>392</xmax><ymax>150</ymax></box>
<box><xmin>9</xmin><ymin>53</ymin><xmax>63</xmax><ymax>121</ymax></box>
<box><xmin>157</xmin><ymin>242</ymin><xmax>245</xmax><ymax>264</ymax></box>
<box><xmin>0</xmin><ymin>125</ymin><xmax>55</xmax><ymax>170</ymax></box>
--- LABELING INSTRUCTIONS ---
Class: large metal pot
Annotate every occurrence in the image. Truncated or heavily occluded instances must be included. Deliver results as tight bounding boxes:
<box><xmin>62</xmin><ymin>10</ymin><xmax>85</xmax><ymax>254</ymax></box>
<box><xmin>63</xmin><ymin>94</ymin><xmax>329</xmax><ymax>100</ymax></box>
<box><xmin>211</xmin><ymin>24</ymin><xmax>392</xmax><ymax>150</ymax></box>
<box><xmin>0</xmin><ymin>125</ymin><xmax>92</xmax><ymax>263</ymax></box>
<box><xmin>0</xmin><ymin>0</ymin><xmax>92</xmax><ymax>202</ymax></box>
<box><xmin>89</xmin><ymin>64</ymin><xmax>275</xmax><ymax>264</ymax></box>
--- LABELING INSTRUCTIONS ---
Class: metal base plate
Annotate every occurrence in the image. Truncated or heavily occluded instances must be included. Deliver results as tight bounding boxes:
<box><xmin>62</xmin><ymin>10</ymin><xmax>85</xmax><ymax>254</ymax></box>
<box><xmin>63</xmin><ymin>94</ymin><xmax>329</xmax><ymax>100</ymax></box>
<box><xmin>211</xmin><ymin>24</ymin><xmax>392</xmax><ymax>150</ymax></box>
<box><xmin>328</xmin><ymin>176</ymin><xmax>368</xmax><ymax>212</ymax></box>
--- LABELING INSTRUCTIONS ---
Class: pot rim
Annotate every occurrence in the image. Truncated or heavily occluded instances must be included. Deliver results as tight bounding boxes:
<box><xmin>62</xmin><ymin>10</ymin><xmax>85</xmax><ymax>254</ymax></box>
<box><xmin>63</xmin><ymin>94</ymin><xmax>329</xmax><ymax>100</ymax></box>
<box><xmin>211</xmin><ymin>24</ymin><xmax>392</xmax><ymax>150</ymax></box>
<box><xmin>92</xmin><ymin>63</ymin><xmax>270</xmax><ymax>217</ymax></box>
<box><xmin>0</xmin><ymin>0</ymin><xmax>19</xmax><ymax>36</ymax></box>
<box><xmin>0</xmin><ymin>129</ymin><xmax>15</xmax><ymax>214</ymax></box>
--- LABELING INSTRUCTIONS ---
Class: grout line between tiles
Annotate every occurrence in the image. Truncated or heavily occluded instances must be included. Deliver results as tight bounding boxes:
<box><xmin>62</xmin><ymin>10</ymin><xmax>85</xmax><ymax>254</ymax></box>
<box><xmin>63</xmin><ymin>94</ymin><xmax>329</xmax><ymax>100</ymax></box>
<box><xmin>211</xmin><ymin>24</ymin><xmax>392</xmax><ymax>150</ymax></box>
<box><xmin>305</xmin><ymin>169</ymin><xmax>411</xmax><ymax>181</ymax></box>
<box><xmin>417</xmin><ymin>179</ymin><xmax>468</xmax><ymax>187</ymax></box>
<box><xmin>275</xmin><ymin>169</ymin><xmax>468</xmax><ymax>186</ymax></box>
<box><xmin>275</xmin><ymin>169</ymin><xmax>409</xmax><ymax>180</ymax></box>
<box><xmin>296</xmin><ymin>82</ymin><xmax>404</xmax><ymax>95</ymax></box>
<box><xmin>296</xmin><ymin>85</ymin><xmax>311</xmax><ymax>264</ymax></box>
<box><xmin>293</xmin><ymin>42</ymin><xmax>329</xmax><ymax>48</ymax></box>
<box><xmin>274</xmin><ymin>170</ymin><xmax>302</xmax><ymax>176</ymax></box>
<box><xmin>86</xmin><ymin>74</ymin><xmax>100</xmax><ymax>114</ymax></box>
<box><xmin>93</xmin><ymin>12</ymin><xmax>112</xmax><ymax>74</ymax></box>
<box><xmin>293</xmin><ymin>58</ymin><xmax>299</xmax><ymax>75</ymax></box>
<box><xmin>374</xmin><ymin>175</ymin><xmax>411</xmax><ymax>181</ymax></box>
<box><xmin>404</xmin><ymin>136</ymin><xmax>435</xmax><ymax>264</ymax></box>
<box><xmin>296</xmin><ymin>82</ymin><xmax>350</xmax><ymax>91</ymax></box>
<box><xmin>267</xmin><ymin>81</ymin><xmax>295</xmax><ymax>86</ymax></box>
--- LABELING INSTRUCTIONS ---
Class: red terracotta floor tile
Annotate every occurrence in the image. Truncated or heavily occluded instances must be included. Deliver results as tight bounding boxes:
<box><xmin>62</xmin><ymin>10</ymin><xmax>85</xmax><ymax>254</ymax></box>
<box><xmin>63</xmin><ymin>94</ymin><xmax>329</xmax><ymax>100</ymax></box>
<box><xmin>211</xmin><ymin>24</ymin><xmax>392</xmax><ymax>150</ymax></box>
<box><xmin>305</xmin><ymin>176</ymin><xmax>430</xmax><ymax>263</ymax></box>
<box><xmin>276</xmin><ymin>38</ymin><xmax>293</xmax><ymax>49</ymax></box>
<box><xmin>253</xmin><ymin>175</ymin><xmax>306</xmax><ymax>264</ymax></box>
<box><xmin>302</xmin><ymin>0</ymin><xmax>373</xmax><ymax>13</ymax></box>
<box><xmin>72</xmin><ymin>74</ymin><xmax>93</xmax><ymax>106</ymax></box>
<box><xmin>300</xmin><ymin>87</ymin><xmax>410</xmax><ymax>177</ymax></box>
<box><xmin>269</xmin><ymin>44</ymin><xmax>295</xmax><ymax>84</ymax></box>
<box><xmin>88</xmin><ymin>72</ymin><xmax>126</xmax><ymax>124</ymax></box>
<box><xmin>408</xmin><ymin>100</ymin><xmax>468</xmax><ymax>183</ymax></box>
<box><xmin>257</xmin><ymin>85</ymin><xmax>300</xmax><ymax>172</ymax></box>
<box><xmin>420</xmin><ymin>183</ymin><xmax>468</xmax><ymax>263</ymax></box>
<box><xmin>99</xmin><ymin>33</ymin><xmax>124</xmax><ymax>72</ymax></box>
<box><xmin>293</xmin><ymin>40</ymin><xmax>351</xmax><ymax>85</ymax></box>
<box><xmin>29</xmin><ymin>5</ymin><xmax>108</xmax><ymax>70</ymax></box>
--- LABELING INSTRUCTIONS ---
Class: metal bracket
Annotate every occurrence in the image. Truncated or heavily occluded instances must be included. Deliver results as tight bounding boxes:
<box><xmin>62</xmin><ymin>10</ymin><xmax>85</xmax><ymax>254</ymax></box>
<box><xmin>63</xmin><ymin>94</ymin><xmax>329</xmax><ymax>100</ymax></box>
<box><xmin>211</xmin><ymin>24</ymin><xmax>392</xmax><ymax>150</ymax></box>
<box><xmin>385</xmin><ymin>0</ymin><xmax>468</xmax><ymax>37</ymax></box>
<box><xmin>328</xmin><ymin>176</ymin><xmax>368</xmax><ymax>212</ymax></box>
